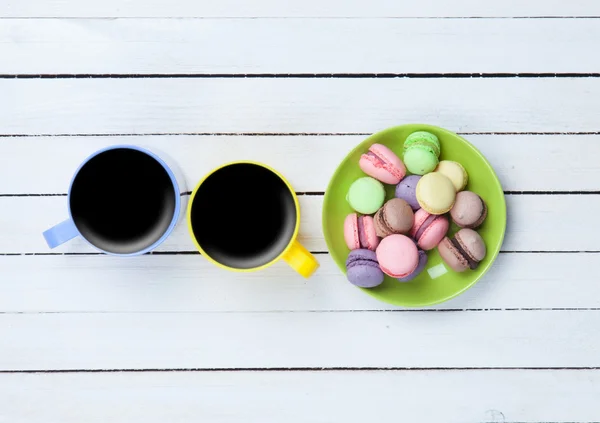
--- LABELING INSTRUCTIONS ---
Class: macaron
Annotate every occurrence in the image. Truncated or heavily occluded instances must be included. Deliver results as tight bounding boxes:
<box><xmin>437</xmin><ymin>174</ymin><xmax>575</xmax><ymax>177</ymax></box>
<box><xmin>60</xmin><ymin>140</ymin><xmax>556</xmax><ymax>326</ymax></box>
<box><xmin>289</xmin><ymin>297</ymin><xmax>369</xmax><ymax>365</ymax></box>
<box><xmin>403</xmin><ymin>131</ymin><xmax>441</xmax><ymax>175</ymax></box>
<box><xmin>344</xmin><ymin>213</ymin><xmax>380</xmax><ymax>251</ymax></box>
<box><xmin>374</xmin><ymin>198</ymin><xmax>414</xmax><ymax>238</ymax></box>
<box><xmin>435</xmin><ymin>160</ymin><xmax>468</xmax><ymax>192</ymax></box>
<box><xmin>438</xmin><ymin>228</ymin><xmax>487</xmax><ymax>272</ymax></box>
<box><xmin>346</xmin><ymin>249</ymin><xmax>385</xmax><ymax>288</ymax></box>
<box><xmin>416</xmin><ymin>172</ymin><xmax>456</xmax><ymax>215</ymax></box>
<box><xmin>397</xmin><ymin>249</ymin><xmax>428</xmax><ymax>282</ymax></box>
<box><xmin>376</xmin><ymin>234</ymin><xmax>419</xmax><ymax>278</ymax></box>
<box><xmin>359</xmin><ymin>143</ymin><xmax>406</xmax><ymax>185</ymax></box>
<box><xmin>395</xmin><ymin>175</ymin><xmax>421</xmax><ymax>211</ymax></box>
<box><xmin>410</xmin><ymin>208</ymin><xmax>449</xmax><ymax>251</ymax></box>
<box><xmin>347</xmin><ymin>177</ymin><xmax>385</xmax><ymax>214</ymax></box>
<box><xmin>450</xmin><ymin>191</ymin><xmax>488</xmax><ymax>229</ymax></box>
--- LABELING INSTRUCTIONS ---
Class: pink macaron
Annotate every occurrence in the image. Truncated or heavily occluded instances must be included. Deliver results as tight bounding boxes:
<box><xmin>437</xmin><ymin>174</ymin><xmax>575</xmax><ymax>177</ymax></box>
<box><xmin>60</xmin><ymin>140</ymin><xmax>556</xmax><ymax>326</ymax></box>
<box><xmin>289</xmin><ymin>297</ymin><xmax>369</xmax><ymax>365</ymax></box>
<box><xmin>344</xmin><ymin>213</ymin><xmax>380</xmax><ymax>251</ymax></box>
<box><xmin>376</xmin><ymin>234</ymin><xmax>419</xmax><ymax>278</ymax></box>
<box><xmin>410</xmin><ymin>208</ymin><xmax>449</xmax><ymax>251</ymax></box>
<box><xmin>359</xmin><ymin>143</ymin><xmax>406</xmax><ymax>185</ymax></box>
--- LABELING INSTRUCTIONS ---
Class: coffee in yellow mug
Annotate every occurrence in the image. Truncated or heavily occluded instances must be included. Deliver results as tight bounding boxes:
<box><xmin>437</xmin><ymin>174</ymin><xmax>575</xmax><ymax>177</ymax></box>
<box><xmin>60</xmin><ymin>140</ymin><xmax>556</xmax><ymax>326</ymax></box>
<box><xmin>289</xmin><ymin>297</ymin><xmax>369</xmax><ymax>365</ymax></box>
<box><xmin>187</xmin><ymin>161</ymin><xmax>319</xmax><ymax>277</ymax></box>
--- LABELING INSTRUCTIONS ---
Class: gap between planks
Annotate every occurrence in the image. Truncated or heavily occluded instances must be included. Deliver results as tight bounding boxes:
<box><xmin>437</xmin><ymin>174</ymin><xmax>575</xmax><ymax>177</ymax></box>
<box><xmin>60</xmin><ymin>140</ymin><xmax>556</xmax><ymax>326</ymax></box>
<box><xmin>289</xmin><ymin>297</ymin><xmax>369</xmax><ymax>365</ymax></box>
<box><xmin>3</xmin><ymin>73</ymin><xmax>600</xmax><ymax>79</ymax></box>
<box><xmin>3</xmin><ymin>16</ymin><xmax>600</xmax><ymax>19</ymax></box>
<box><xmin>2</xmin><ymin>191</ymin><xmax>600</xmax><ymax>197</ymax></box>
<box><xmin>3</xmin><ymin>366</ymin><xmax>600</xmax><ymax>374</ymax></box>
<box><xmin>1</xmin><ymin>251</ymin><xmax>600</xmax><ymax>256</ymax></box>
<box><xmin>3</xmin><ymin>308</ymin><xmax>600</xmax><ymax>314</ymax></box>
<box><xmin>0</xmin><ymin>250</ymin><xmax>599</xmax><ymax>257</ymax></box>
<box><xmin>2</xmin><ymin>132</ymin><xmax>600</xmax><ymax>137</ymax></box>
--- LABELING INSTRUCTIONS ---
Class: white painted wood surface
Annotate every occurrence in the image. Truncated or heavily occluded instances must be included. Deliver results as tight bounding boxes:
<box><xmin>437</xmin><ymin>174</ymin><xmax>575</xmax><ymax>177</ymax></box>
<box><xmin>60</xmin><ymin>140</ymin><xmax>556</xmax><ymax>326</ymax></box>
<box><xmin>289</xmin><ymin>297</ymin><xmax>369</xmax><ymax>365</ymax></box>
<box><xmin>2</xmin><ymin>19</ymin><xmax>599</xmax><ymax>73</ymax></box>
<box><xmin>4</xmin><ymin>0</ymin><xmax>600</xmax><ymax>17</ymax></box>
<box><xmin>2</xmin><ymin>371</ymin><xmax>599</xmax><ymax>423</ymax></box>
<box><xmin>3</xmin><ymin>78</ymin><xmax>600</xmax><ymax>134</ymax></box>
<box><xmin>3</xmin><ymin>135</ymin><xmax>600</xmax><ymax>193</ymax></box>
<box><xmin>1</xmin><ymin>254</ymin><xmax>599</xmax><ymax>312</ymax></box>
<box><xmin>3</xmin><ymin>194</ymin><xmax>599</xmax><ymax>253</ymax></box>
<box><xmin>1</xmin><ymin>2</ymin><xmax>599</xmax><ymax>421</ymax></box>
<box><xmin>3</xmin><ymin>310</ymin><xmax>600</xmax><ymax>370</ymax></box>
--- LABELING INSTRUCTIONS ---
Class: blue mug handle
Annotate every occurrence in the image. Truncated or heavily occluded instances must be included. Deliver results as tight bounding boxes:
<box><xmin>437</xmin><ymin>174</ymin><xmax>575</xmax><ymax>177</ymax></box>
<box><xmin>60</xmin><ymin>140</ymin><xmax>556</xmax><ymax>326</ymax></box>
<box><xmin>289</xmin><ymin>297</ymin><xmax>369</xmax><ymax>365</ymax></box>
<box><xmin>43</xmin><ymin>219</ymin><xmax>79</xmax><ymax>249</ymax></box>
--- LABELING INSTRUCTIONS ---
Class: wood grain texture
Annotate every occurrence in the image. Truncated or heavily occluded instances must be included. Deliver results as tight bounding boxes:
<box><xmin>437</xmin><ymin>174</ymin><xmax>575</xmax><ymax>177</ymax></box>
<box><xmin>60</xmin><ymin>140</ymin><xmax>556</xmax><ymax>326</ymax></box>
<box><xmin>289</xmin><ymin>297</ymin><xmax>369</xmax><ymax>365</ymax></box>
<box><xmin>2</xmin><ymin>135</ymin><xmax>600</xmax><ymax>193</ymax></box>
<box><xmin>1</xmin><ymin>310</ymin><xmax>599</xmax><ymax>370</ymax></box>
<box><xmin>3</xmin><ymin>194</ymin><xmax>598</xmax><ymax>253</ymax></box>
<box><xmin>1</xmin><ymin>370</ymin><xmax>599</xmax><ymax>423</ymax></box>
<box><xmin>2</xmin><ymin>78</ymin><xmax>600</xmax><ymax>134</ymax></box>
<box><xmin>4</xmin><ymin>0</ymin><xmax>600</xmax><ymax>17</ymax></box>
<box><xmin>2</xmin><ymin>19</ymin><xmax>600</xmax><ymax>73</ymax></box>
<box><xmin>1</xmin><ymin>253</ymin><xmax>599</xmax><ymax>312</ymax></box>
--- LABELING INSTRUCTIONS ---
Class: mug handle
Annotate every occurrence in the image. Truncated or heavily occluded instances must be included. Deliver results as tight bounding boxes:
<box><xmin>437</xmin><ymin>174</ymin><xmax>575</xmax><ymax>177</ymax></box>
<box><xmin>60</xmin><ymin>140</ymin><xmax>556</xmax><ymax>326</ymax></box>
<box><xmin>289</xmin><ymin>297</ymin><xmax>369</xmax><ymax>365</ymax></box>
<box><xmin>283</xmin><ymin>240</ymin><xmax>319</xmax><ymax>278</ymax></box>
<box><xmin>43</xmin><ymin>219</ymin><xmax>79</xmax><ymax>249</ymax></box>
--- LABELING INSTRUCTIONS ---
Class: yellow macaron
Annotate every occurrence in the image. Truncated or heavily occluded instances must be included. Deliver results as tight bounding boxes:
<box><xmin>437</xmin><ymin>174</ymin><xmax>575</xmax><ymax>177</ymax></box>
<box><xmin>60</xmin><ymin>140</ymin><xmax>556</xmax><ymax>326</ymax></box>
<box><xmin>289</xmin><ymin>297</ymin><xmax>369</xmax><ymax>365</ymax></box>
<box><xmin>435</xmin><ymin>160</ymin><xmax>468</xmax><ymax>192</ymax></box>
<box><xmin>416</xmin><ymin>172</ymin><xmax>456</xmax><ymax>215</ymax></box>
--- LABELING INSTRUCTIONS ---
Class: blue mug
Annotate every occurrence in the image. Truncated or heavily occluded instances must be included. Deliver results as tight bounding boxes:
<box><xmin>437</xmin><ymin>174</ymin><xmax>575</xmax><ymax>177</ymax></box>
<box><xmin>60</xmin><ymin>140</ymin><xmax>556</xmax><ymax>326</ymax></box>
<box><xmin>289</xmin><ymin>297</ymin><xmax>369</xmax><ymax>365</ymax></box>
<box><xmin>43</xmin><ymin>145</ymin><xmax>186</xmax><ymax>256</ymax></box>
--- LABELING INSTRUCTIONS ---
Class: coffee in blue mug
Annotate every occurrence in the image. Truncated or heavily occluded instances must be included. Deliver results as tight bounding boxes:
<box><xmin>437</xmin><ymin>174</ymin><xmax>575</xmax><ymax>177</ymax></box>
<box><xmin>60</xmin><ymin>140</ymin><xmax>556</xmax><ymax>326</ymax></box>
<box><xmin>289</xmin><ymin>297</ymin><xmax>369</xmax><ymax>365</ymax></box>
<box><xmin>43</xmin><ymin>145</ymin><xmax>186</xmax><ymax>255</ymax></box>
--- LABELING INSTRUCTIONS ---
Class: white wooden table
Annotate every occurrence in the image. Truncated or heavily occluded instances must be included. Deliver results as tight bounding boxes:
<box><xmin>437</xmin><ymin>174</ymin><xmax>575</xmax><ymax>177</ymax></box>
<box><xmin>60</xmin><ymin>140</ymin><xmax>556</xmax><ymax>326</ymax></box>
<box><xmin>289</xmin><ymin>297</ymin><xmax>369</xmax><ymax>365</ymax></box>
<box><xmin>2</xmin><ymin>1</ymin><xmax>600</xmax><ymax>421</ymax></box>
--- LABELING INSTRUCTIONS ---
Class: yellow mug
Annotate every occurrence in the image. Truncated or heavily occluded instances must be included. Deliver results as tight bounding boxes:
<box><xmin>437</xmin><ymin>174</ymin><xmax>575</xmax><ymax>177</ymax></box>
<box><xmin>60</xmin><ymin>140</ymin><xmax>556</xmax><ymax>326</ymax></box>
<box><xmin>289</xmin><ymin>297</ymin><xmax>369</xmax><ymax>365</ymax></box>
<box><xmin>187</xmin><ymin>161</ymin><xmax>319</xmax><ymax>278</ymax></box>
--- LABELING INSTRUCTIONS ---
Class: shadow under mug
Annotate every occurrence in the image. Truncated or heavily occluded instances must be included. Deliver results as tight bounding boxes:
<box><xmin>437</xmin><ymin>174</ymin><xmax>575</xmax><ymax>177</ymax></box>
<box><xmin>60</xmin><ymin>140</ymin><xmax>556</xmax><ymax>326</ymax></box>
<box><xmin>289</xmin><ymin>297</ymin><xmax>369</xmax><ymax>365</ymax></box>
<box><xmin>187</xmin><ymin>161</ymin><xmax>319</xmax><ymax>278</ymax></box>
<box><xmin>43</xmin><ymin>145</ymin><xmax>186</xmax><ymax>256</ymax></box>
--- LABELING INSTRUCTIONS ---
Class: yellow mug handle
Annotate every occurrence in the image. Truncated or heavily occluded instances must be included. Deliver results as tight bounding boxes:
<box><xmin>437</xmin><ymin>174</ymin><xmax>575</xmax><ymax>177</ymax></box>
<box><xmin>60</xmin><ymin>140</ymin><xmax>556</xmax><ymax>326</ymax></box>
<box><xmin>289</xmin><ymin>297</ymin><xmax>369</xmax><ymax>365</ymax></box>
<box><xmin>283</xmin><ymin>240</ymin><xmax>319</xmax><ymax>278</ymax></box>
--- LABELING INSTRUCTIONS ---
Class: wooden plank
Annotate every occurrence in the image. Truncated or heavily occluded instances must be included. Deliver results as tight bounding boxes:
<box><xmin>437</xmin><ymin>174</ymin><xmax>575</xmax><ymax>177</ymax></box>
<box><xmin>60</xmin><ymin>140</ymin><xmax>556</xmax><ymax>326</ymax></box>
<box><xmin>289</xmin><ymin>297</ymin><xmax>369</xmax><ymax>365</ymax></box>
<box><xmin>4</xmin><ymin>0</ymin><xmax>600</xmax><ymax>18</ymax></box>
<box><xmin>1</xmin><ymin>310</ymin><xmax>599</xmax><ymax>370</ymax></box>
<box><xmin>0</xmin><ymin>370</ymin><xmax>598</xmax><ymax>422</ymax></box>
<box><xmin>2</xmin><ymin>19</ymin><xmax>599</xmax><ymax>73</ymax></box>
<box><xmin>1</xmin><ymin>135</ymin><xmax>600</xmax><ymax>194</ymax></box>
<box><xmin>0</xmin><ymin>253</ymin><xmax>599</xmax><ymax>312</ymax></box>
<box><xmin>2</xmin><ymin>78</ymin><xmax>599</xmax><ymax>134</ymax></box>
<box><xmin>3</xmin><ymin>194</ymin><xmax>599</xmax><ymax>253</ymax></box>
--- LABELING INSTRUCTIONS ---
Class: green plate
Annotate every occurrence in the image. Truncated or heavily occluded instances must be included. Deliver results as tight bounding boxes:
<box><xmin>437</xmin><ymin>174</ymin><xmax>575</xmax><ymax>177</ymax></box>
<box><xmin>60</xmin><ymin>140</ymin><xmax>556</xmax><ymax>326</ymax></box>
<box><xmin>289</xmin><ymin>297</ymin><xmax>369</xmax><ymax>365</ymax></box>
<box><xmin>322</xmin><ymin>124</ymin><xmax>507</xmax><ymax>307</ymax></box>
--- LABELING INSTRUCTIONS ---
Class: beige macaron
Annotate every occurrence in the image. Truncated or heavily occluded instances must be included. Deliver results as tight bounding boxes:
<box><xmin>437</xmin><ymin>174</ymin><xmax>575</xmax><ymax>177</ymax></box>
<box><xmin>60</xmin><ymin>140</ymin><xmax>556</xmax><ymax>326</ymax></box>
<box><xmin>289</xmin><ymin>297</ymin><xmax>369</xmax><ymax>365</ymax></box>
<box><xmin>416</xmin><ymin>172</ymin><xmax>456</xmax><ymax>215</ymax></box>
<box><xmin>435</xmin><ymin>160</ymin><xmax>468</xmax><ymax>192</ymax></box>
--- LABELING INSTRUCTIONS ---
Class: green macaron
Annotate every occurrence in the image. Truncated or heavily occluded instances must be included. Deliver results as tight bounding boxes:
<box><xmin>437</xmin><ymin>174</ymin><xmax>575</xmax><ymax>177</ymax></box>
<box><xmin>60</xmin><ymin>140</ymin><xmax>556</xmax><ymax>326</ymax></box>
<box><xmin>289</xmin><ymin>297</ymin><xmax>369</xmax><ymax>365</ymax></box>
<box><xmin>346</xmin><ymin>177</ymin><xmax>385</xmax><ymax>215</ymax></box>
<box><xmin>403</xmin><ymin>131</ymin><xmax>441</xmax><ymax>175</ymax></box>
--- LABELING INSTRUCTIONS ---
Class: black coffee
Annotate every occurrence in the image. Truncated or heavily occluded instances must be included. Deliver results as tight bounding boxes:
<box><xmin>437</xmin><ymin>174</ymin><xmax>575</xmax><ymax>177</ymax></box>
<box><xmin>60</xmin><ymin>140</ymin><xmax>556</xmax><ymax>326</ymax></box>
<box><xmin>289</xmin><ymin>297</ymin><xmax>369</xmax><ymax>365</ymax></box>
<box><xmin>190</xmin><ymin>163</ymin><xmax>297</xmax><ymax>269</ymax></box>
<box><xmin>70</xmin><ymin>148</ymin><xmax>176</xmax><ymax>254</ymax></box>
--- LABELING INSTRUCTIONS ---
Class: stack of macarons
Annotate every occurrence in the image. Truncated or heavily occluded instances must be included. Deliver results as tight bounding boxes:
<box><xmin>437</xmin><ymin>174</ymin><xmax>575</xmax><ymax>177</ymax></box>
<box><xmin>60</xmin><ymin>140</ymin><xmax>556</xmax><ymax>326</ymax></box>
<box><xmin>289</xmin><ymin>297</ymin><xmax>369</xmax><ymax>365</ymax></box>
<box><xmin>343</xmin><ymin>130</ymin><xmax>489</xmax><ymax>288</ymax></box>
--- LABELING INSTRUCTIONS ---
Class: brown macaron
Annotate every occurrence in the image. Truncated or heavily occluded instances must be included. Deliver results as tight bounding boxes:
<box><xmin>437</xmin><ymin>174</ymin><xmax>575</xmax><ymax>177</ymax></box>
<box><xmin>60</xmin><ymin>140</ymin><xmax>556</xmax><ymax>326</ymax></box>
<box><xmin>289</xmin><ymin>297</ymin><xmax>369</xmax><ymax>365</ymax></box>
<box><xmin>374</xmin><ymin>198</ymin><xmax>414</xmax><ymax>238</ymax></box>
<box><xmin>450</xmin><ymin>191</ymin><xmax>487</xmax><ymax>229</ymax></box>
<box><xmin>438</xmin><ymin>228</ymin><xmax>486</xmax><ymax>272</ymax></box>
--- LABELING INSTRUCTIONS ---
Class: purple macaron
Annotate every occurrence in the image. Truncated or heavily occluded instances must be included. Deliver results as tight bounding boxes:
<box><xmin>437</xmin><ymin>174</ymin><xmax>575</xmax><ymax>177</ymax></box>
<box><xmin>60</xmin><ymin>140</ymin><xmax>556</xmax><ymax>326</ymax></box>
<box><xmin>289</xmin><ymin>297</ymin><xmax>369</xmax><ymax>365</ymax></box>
<box><xmin>345</xmin><ymin>249</ymin><xmax>385</xmax><ymax>288</ymax></box>
<box><xmin>397</xmin><ymin>249</ymin><xmax>428</xmax><ymax>282</ymax></box>
<box><xmin>395</xmin><ymin>175</ymin><xmax>422</xmax><ymax>211</ymax></box>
